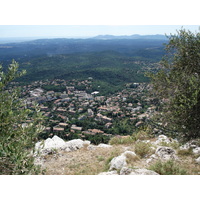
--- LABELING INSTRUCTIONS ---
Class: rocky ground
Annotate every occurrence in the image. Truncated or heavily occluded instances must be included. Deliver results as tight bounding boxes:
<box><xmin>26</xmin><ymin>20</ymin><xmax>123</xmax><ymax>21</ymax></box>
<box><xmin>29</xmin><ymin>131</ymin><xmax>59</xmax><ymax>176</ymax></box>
<box><xmin>33</xmin><ymin>135</ymin><xmax>200</xmax><ymax>175</ymax></box>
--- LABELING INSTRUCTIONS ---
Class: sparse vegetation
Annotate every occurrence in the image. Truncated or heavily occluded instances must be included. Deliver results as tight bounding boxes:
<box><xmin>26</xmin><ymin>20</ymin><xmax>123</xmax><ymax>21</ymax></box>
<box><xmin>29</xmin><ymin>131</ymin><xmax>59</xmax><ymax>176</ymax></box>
<box><xmin>148</xmin><ymin>160</ymin><xmax>188</xmax><ymax>175</ymax></box>
<box><xmin>134</xmin><ymin>141</ymin><xmax>154</xmax><ymax>158</ymax></box>
<box><xmin>109</xmin><ymin>136</ymin><xmax>135</xmax><ymax>145</ymax></box>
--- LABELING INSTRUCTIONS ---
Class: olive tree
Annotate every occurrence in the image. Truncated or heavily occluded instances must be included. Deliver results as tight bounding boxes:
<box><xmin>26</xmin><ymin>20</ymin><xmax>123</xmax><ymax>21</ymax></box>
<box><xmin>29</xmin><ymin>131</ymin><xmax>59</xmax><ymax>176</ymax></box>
<box><xmin>0</xmin><ymin>60</ymin><xmax>44</xmax><ymax>174</ymax></box>
<box><xmin>148</xmin><ymin>28</ymin><xmax>200</xmax><ymax>140</ymax></box>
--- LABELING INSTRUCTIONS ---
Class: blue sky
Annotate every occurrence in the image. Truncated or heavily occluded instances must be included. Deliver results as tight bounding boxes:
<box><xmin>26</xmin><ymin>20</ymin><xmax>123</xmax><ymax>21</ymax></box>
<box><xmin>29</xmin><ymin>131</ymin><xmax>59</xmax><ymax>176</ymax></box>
<box><xmin>0</xmin><ymin>25</ymin><xmax>199</xmax><ymax>38</ymax></box>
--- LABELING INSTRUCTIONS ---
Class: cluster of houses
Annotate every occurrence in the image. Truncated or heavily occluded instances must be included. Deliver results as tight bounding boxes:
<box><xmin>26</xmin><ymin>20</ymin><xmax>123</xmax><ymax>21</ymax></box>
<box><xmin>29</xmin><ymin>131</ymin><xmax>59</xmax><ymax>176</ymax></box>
<box><xmin>16</xmin><ymin>78</ymin><xmax>157</xmax><ymax>139</ymax></box>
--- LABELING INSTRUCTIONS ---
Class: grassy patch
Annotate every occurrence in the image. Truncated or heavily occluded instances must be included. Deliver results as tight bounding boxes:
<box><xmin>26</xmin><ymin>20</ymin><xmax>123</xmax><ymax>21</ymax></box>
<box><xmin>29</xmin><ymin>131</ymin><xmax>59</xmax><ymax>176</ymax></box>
<box><xmin>148</xmin><ymin>160</ymin><xmax>188</xmax><ymax>175</ymax></box>
<box><xmin>109</xmin><ymin>136</ymin><xmax>135</xmax><ymax>145</ymax></box>
<box><xmin>177</xmin><ymin>148</ymin><xmax>193</xmax><ymax>156</ymax></box>
<box><xmin>134</xmin><ymin>141</ymin><xmax>154</xmax><ymax>158</ymax></box>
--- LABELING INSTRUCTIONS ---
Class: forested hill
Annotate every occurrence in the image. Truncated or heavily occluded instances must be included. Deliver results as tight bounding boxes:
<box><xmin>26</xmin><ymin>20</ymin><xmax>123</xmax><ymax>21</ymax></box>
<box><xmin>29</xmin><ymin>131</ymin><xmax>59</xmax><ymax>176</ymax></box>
<box><xmin>0</xmin><ymin>36</ymin><xmax>167</xmax><ymax>62</ymax></box>
<box><xmin>18</xmin><ymin>51</ymin><xmax>150</xmax><ymax>89</ymax></box>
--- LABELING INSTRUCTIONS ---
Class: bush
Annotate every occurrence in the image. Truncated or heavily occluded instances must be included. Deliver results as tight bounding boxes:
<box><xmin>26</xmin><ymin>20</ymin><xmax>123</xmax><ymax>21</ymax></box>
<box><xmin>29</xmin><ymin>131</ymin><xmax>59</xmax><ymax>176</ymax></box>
<box><xmin>0</xmin><ymin>61</ymin><xmax>44</xmax><ymax>174</ymax></box>
<box><xmin>148</xmin><ymin>160</ymin><xmax>188</xmax><ymax>175</ymax></box>
<box><xmin>109</xmin><ymin>135</ymin><xmax>135</xmax><ymax>145</ymax></box>
<box><xmin>134</xmin><ymin>141</ymin><xmax>154</xmax><ymax>158</ymax></box>
<box><xmin>148</xmin><ymin>28</ymin><xmax>200</xmax><ymax>140</ymax></box>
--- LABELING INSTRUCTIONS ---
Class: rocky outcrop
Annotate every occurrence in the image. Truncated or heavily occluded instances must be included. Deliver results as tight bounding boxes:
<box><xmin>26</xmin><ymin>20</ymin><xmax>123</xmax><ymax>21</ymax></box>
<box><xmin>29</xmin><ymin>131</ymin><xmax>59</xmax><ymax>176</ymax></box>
<box><xmin>109</xmin><ymin>154</ymin><xmax>127</xmax><ymax>170</ymax></box>
<box><xmin>35</xmin><ymin>135</ymin><xmax>90</xmax><ymax>156</ymax></box>
<box><xmin>98</xmin><ymin>171</ymin><xmax>118</xmax><ymax>175</ymax></box>
<box><xmin>109</xmin><ymin>151</ymin><xmax>137</xmax><ymax>171</ymax></box>
<box><xmin>119</xmin><ymin>167</ymin><xmax>159</xmax><ymax>175</ymax></box>
<box><xmin>97</xmin><ymin>143</ymin><xmax>112</xmax><ymax>148</ymax></box>
<box><xmin>195</xmin><ymin>156</ymin><xmax>200</xmax><ymax>164</ymax></box>
<box><xmin>155</xmin><ymin>146</ymin><xmax>178</xmax><ymax>160</ymax></box>
<box><xmin>129</xmin><ymin>169</ymin><xmax>159</xmax><ymax>175</ymax></box>
<box><xmin>193</xmin><ymin>147</ymin><xmax>200</xmax><ymax>155</ymax></box>
<box><xmin>153</xmin><ymin>135</ymin><xmax>177</xmax><ymax>145</ymax></box>
<box><xmin>180</xmin><ymin>140</ymin><xmax>199</xmax><ymax>150</ymax></box>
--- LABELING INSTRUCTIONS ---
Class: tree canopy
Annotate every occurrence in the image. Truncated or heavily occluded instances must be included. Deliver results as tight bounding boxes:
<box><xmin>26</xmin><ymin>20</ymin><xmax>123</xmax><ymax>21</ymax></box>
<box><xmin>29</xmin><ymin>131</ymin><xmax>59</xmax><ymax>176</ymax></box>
<box><xmin>0</xmin><ymin>60</ymin><xmax>44</xmax><ymax>174</ymax></box>
<box><xmin>148</xmin><ymin>28</ymin><xmax>200</xmax><ymax>140</ymax></box>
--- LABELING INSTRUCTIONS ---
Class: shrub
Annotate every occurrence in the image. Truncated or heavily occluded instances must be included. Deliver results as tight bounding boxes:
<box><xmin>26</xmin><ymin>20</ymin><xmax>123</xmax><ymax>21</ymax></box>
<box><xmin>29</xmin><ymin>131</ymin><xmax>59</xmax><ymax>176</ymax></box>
<box><xmin>134</xmin><ymin>141</ymin><xmax>154</xmax><ymax>158</ymax></box>
<box><xmin>0</xmin><ymin>61</ymin><xmax>44</xmax><ymax>174</ymax></box>
<box><xmin>148</xmin><ymin>160</ymin><xmax>188</xmax><ymax>175</ymax></box>
<box><xmin>109</xmin><ymin>135</ymin><xmax>135</xmax><ymax>145</ymax></box>
<box><xmin>177</xmin><ymin>148</ymin><xmax>193</xmax><ymax>156</ymax></box>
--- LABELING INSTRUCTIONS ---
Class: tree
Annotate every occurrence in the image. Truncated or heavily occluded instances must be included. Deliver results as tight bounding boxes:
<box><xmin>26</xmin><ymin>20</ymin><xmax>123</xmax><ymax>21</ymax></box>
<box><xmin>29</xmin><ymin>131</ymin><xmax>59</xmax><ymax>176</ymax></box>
<box><xmin>0</xmin><ymin>60</ymin><xmax>44</xmax><ymax>174</ymax></box>
<box><xmin>148</xmin><ymin>28</ymin><xmax>200</xmax><ymax>140</ymax></box>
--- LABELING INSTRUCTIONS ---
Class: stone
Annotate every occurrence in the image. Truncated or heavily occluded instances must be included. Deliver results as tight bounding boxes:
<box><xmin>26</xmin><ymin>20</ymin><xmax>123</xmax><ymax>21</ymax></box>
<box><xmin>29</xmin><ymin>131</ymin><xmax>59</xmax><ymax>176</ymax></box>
<box><xmin>180</xmin><ymin>140</ymin><xmax>198</xmax><ymax>150</ymax></box>
<box><xmin>98</xmin><ymin>171</ymin><xmax>118</xmax><ymax>175</ymax></box>
<box><xmin>65</xmin><ymin>139</ymin><xmax>90</xmax><ymax>151</ymax></box>
<box><xmin>35</xmin><ymin>136</ymin><xmax>90</xmax><ymax>156</ymax></box>
<box><xmin>109</xmin><ymin>154</ymin><xmax>127</xmax><ymax>170</ymax></box>
<box><xmin>154</xmin><ymin>135</ymin><xmax>172</xmax><ymax>145</ymax></box>
<box><xmin>129</xmin><ymin>169</ymin><xmax>159</xmax><ymax>175</ymax></box>
<box><xmin>97</xmin><ymin>143</ymin><xmax>112</xmax><ymax>148</ymax></box>
<box><xmin>87</xmin><ymin>144</ymin><xmax>96</xmax><ymax>150</ymax></box>
<box><xmin>35</xmin><ymin>135</ymin><xmax>67</xmax><ymax>155</ymax></box>
<box><xmin>155</xmin><ymin>146</ymin><xmax>178</xmax><ymax>160</ymax></box>
<box><xmin>195</xmin><ymin>156</ymin><xmax>200</xmax><ymax>164</ymax></box>
<box><xmin>146</xmin><ymin>154</ymin><xmax>158</xmax><ymax>164</ymax></box>
<box><xmin>122</xmin><ymin>151</ymin><xmax>137</xmax><ymax>157</ymax></box>
<box><xmin>120</xmin><ymin>167</ymin><xmax>133</xmax><ymax>175</ymax></box>
<box><xmin>193</xmin><ymin>147</ymin><xmax>200</xmax><ymax>155</ymax></box>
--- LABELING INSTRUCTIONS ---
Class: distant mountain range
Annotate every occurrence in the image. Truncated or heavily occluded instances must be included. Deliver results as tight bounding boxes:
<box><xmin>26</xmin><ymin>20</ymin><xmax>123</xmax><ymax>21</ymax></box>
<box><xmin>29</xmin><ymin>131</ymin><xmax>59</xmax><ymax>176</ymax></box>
<box><xmin>91</xmin><ymin>34</ymin><xmax>168</xmax><ymax>40</ymax></box>
<box><xmin>0</xmin><ymin>34</ymin><xmax>168</xmax><ymax>44</ymax></box>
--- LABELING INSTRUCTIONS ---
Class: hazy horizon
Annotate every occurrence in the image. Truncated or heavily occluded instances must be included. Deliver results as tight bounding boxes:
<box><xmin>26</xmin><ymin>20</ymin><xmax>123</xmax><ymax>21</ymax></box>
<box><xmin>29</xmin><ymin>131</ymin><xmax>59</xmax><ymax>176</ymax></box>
<box><xmin>0</xmin><ymin>25</ymin><xmax>199</xmax><ymax>39</ymax></box>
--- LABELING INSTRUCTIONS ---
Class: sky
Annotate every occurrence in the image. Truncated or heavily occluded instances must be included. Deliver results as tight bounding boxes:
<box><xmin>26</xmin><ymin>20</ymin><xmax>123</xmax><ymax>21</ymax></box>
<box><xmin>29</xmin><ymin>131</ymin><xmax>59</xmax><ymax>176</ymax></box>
<box><xmin>0</xmin><ymin>25</ymin><xmax>199</xmax><ymax>38</ymax></box>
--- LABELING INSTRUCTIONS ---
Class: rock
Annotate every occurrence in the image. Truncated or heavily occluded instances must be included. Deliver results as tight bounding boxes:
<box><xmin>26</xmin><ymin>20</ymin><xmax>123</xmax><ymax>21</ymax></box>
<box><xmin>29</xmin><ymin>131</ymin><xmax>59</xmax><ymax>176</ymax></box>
<box><xmin>180</xmin><ymin>140</ymin><xmax>199</xmax><ymax>150</ymax></box>
<box><xmin>146</xmin><ymin>154</ymin><xmax>158</xmax><ymax>164</ymax></box>
<box><xmin>122</xmin><ymin>151</ymin><xmax>137</xmax><ymax>157</ymax></box>
<box><xmin>97</xmin><ymin>143</ymin><xmax>112</xmax><ymax>148</ymax></box>
<box><xmin>35</xmin><ymin>136</ymin><xmax>90</xmax><ymax>156</ymax></box>
<box><xmin>129</xmin><ymin>169</ymin><xmax>159</xmax><ymax>175</ymax></box>
<box><xmin>120</xmin><ymin>167</ymin><xmax>159</xmax><ymax>175</ymax></box>
<box><xmin>120</xmin><ymin>167</ymin><xmax>133</xmax><ymax>175</ymax></box>
<box><xmin>35</xmin><ymin>135</ymin><xmax>67</xmax><ymax>155</ymax></box>
<box><xmin>109</xmin><ymin>154</ymin><xmax>127</xmax><ymax>170</ymax></box>
<box><xmin>65</xmin><ymin>139</ymin><xmax>90</xmax><ymax>151</ymax></box>
<box><xmin>98</xmin><ymin>171</ymin><xmax>118</xmax><ymax>175</ymax></box>
<box><xmin>154</xmin><ymin>135</ymin><xmax>172</xmax><ymax>145</ymax></box>
<box><xmin>195</xmin><ymin>156</ymin><xmax>200</xmax><ymax>164</ymax></box>
<box><xmin>87</xmin><ymin>144</ymin><xmax>96</xmax><ymax>150</ymax></box>
<box><xmin>193</xmin><ymin>147</ymin><xmax>200</xmax><ymax>155</ymax></box>
<box><xmin>155</xmin><ymin>146</ymin><xmax>178</xmax><ymax>160</ymax></box>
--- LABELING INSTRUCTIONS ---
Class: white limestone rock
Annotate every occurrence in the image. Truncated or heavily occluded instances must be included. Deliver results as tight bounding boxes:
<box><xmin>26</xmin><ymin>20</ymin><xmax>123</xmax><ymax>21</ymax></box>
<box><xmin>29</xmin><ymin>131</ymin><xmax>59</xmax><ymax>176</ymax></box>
<box><xmin>122</xmin><ymin>151</ymin><xmax>137</xmax><ymax>157</ymax></box>
<box><xmin>65</xmin><ymin>139</ymin><xmax>90</xmax><ymax>151</ymax></box>
<box><xmin>97</xmin><ymin>143</ymin><xmax>112</xmax><ymax>148</ymax></box>
<box><xmin>120</xmin><ymin>167</ymin><xmax>133</xmax><ymax>175</ymax></box>
<box><xmin>180</xmin><ymin>140</ymin><xmax>199</xmax><ymax>150</ymax></box>
<box><xmin>109</xmin><ymin>154</ymin><xmax>127</xmax><ymax>170</ymax></box>
<box><xmin>35</xmin><ymin>136</ymin><xmax>90</xmax><ymax>155</ymax></box>
<box><xmin>195</xmin><ymin>156</ymin><xmax>200</xmax><ymax>164</ymax></box>
<box><xmin>155</xmin><ymin>146</ymin><xmax>178</xmax><ymax>160</ymax></box>
<box><xmin>35</xmin><ymin>135</ymin><xmax>67</xmax><ymax>155</ymax></box>
<box><xmin>98</xmin><ymin>171</ymin><xmax>118</xmax><ymax>175</ymax></box>
<box><xmin>146</xmin><ymin>154</ymin><xmax>158</xmax><ymax>164</ymax></box>
<box><xmin>193</xmin><ymin>147</ymin><xmax>200</xmax><ymax>155</ymax></box>
<box><xmin>87</xmin><ymin>144</ymin><xmax>96</xmax><ymax>150</ymax></box>
<box><xmin>129</xmin><ymin>169</ymin><xmax>159</xmax><ymax>175</ymax></box>
<box><xmin>154</xmin><ymin>135</ymin><xmax>172</xmax><ymax>145</ymax></box>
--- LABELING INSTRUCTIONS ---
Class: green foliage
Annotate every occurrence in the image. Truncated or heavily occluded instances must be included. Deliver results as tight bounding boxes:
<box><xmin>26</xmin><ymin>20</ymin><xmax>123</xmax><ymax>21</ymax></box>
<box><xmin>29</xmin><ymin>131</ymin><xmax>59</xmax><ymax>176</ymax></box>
<box><xmin>148</xmin><ymin>28</ymin><xmax>200</xmax><ymax>140</ymax></box>
<box><xmin>0</xmin><ymin>60</ymin><xmax>44</xmax><ymax>174</ymax></box>
<box><xmin>134</xmin><ymin>141</ymin><xmax>154</xmax><ymax>158</ymax></box>
<box><xmin>109</xmin><ymin>135</ymin><xmax>135</xmax><ymax>145</ymax></box>
<box><xmin>148</xmin><ymin>160</ymin><xmax>188</xmax><ymax>175</ymax></box>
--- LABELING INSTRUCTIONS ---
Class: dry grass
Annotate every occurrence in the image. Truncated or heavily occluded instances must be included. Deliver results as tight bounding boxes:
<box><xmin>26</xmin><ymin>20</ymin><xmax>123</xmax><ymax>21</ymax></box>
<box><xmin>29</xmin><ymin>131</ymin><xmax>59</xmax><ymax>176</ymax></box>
<box><xmin>39</xmin><ymin>142</ymin><xmax>200</xmax><ymax>175</ymax></box>
<box><xmin>42</xmin><ymin>145</ymin><xmax>124</xmax><ymax>175</ymax></box>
